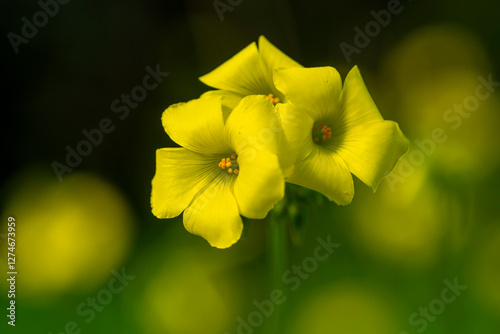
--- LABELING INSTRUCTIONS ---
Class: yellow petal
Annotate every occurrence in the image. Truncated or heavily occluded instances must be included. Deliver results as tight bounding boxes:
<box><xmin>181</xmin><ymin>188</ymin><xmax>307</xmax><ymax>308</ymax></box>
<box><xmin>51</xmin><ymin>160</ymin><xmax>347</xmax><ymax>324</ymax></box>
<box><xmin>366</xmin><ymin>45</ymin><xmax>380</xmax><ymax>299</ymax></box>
<box><xmin>287</xmin><ymin>145</ymin><xmax>354</xmax><ymax>205</ymax></box>
<box><xmin>199</xmin><ymin>37</ymin><xmax>301</xmax><ymax>100</ymax></box>
<box><xmin>199</xmin><ymin>42</ymin><xmax>271</xmax><ymax>96</ymax></box>
<box><xmin>274</xmin><ymin>66</ymin><xmax>343</xmax><ymax>122</ymax></box>
<box><xmin>151</xmin><ymin>148</ymin><xmax>220</xmax><ymax>219</ymax></box>
<box><xmin>334</xmin><ymin>120</ymin><xmax>409</xmax><ymax>191</ymax></box>
<box><xmin>275</xmin><ymin>103</ymin><xmax>315</xmax><ymax>167</ymax></box>
<box><xmin>234</xmin><ymin>150</ymin><xmax>284</xmax><ymax>219</ymax></box>
<box><xmin>332</xmin><ymin>66</ymin><xmax>383</xmax><ymax>129</ymax></box>
<box><xmin>224</xmin><ymin>95</ymin><xmax>281</xmax><ymax>158</ymax></box>
<box><xmin>258</xmin><ymin>35</ymin><xmax>302</xmax><ymax>97</ymax></box>
<box><xmin>183</xmin><ymin>176</ymin><xmax>243</xmax><ymax>249</ymax></box>
<box><xmin>201</xmin><ymin>89</ymin><xmax>244</xmax><ymax>122</ymax></box>
<box><xmin>162</xmin><ymin>96</ymin><xmax>230</xmax><ymax>155</ymax></box>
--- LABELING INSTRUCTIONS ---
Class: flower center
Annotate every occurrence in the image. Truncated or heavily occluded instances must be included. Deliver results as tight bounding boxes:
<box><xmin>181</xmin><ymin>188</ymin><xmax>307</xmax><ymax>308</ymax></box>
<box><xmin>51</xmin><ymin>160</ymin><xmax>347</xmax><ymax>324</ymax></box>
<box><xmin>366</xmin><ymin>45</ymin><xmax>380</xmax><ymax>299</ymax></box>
<box><xmin>312</xmin><ymin>122</ymin><xmax>332</xmax><ymax>144</ymax></box>
<box><xmin>266</xmin><ymin>93</ymin><xmax>280</xmax><ymax>104</ymax></box>
<box><xmin>218</xmin><ymin>153</ymin><xmax>240</xmax><ymax>174</ymax></box>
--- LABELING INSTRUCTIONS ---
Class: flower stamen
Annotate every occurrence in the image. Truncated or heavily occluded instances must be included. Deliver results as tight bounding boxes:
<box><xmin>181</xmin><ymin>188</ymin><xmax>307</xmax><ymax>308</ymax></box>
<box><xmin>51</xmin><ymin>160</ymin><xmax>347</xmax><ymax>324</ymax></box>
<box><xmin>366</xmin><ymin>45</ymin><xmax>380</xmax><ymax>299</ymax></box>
<box><xmin>312</xmin><ymin>122</ymin><xmax>332</xmax><ymax>144</ymax></box>
<box><xmin>218</xmin><ymin>153</ymin><xmax>239</xmax><ymax>174</ymax></box>
<box><xmin>266</xmin><ymin>93</ymin><xmax>280</xmax><ymax>104</ymax></box>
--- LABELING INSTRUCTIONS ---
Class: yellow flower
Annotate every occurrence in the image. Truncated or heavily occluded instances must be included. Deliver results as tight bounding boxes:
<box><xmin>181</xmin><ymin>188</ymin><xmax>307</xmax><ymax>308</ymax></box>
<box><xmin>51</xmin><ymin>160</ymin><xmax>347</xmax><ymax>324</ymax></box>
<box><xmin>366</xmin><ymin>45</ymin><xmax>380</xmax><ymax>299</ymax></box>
<box><xmin>199</xmin><ymin>36</ymin><xmax>302</xmax><ymax>171</ymax></box>
<box><xmin>199</xmin><ymin>35</ymin><xmax>302</xmax><ymax>113</ymax></box>
<box><xmin>274</xmin><ymin>66</ymin><xmax>409</xmax><ymax>205</ymax></box>
<box><xmin>151</xmin><ymin>95</ymin><xmax>284</xmax><ymax>248</ymax></box>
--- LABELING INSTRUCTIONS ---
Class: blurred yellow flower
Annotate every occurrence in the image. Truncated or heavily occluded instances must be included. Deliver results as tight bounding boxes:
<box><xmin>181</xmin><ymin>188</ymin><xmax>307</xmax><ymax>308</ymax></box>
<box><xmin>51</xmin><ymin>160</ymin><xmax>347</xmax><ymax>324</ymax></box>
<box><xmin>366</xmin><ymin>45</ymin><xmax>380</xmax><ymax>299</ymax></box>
<box><xmin>151</xmin><ymin>95</ymin><xmax>284</xmax><ymax>248</ymax></box>
<box><xmin>138</xmin><ymin>247</ymin><xmax>243</xmax><ymax>334</ymax></box>
<box><xmin>274</xmin><ymin>66</ymin><xmax>409</xmax><ymax>204</ymax></box>
<box><xmin>1</xmin><ymin>171</ymin><xmax>133</xmax><ymax>299</ymax></box>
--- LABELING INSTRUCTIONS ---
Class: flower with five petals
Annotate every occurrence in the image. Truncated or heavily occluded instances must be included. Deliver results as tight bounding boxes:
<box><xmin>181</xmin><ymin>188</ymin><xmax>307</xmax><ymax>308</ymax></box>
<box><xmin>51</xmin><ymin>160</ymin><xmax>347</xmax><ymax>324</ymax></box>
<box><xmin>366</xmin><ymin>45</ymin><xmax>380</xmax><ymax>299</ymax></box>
<box><xmin>274</xmin><ymin>66</ymin><xmax>409</xmax><ymax>205</ymax></box>
<box><xmin>151</xmin><ymin>95</ymin><xmax>285</xmax><ymax>248</ymax></box>
<box><xmin>200</xmin><ymin>35</ymin><xmax>302</xmax><ymax>112</ymax></box>
<box><xmin>200</xmin><ymin>36</ymin><xmax>302</xmax><ymax>171</ymax></box>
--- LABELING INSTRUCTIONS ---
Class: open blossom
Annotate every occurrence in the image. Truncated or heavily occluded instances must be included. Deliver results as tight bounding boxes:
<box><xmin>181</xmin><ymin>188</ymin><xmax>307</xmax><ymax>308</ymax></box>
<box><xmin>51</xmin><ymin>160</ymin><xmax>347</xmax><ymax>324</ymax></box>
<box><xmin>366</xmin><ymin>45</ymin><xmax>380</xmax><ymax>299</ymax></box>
<box><xmin>200</xmin><ymin>36</ymin><xmax>302</xmax><ymax>171</ymax></box>
<box><xmin>151</xmin><ymin>95</ymin><xmax>284</xmax><ymax>248</ymax></box>
<box><xmin>200</xmin><ymin>35</ymin><xmax>302</xmax><ymax>112</ymax></box>
<box><xmin>274</xmin><ymin>65</ymin><xmax>409</xmax><ymax>205</ymax></box>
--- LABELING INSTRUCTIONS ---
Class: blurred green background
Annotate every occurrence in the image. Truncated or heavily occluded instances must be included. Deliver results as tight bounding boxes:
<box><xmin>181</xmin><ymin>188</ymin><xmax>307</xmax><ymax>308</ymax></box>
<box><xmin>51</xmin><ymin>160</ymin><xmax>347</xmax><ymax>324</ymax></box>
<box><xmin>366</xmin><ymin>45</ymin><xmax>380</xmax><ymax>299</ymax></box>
<box><xmin>1</xmin><ymin>0</ymin><xmax>500</xmax><ymax>333</ymax></box>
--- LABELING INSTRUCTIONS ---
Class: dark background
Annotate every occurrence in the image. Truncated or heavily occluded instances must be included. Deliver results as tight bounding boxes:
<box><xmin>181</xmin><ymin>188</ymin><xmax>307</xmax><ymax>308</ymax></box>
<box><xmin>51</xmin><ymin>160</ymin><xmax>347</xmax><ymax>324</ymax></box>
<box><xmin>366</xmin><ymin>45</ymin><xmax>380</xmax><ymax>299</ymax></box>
<box><xmin>2</xmin><ymin>0</ymin><xmax>500</xmax><ymax>333</ymax></box>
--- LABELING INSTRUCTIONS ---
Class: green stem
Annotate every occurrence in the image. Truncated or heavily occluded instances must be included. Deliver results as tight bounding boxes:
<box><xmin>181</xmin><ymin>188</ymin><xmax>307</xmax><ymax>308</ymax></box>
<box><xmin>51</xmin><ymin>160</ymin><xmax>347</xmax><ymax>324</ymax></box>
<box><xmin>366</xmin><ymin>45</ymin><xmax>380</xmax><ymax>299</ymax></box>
<box><xmin>266</xmin><ymin>212</ymin><xmax>287</xmax><ymax>333</ymax></box>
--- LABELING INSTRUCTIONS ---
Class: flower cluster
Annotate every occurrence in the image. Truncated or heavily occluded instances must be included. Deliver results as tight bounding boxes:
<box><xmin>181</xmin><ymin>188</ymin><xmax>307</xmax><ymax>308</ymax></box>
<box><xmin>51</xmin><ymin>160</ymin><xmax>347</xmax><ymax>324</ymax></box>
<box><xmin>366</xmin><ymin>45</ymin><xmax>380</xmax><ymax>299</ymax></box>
<box><xmin>151</xmin><ymin>36</ymin><xmax>409</xmax><ymax>248</ymax></box>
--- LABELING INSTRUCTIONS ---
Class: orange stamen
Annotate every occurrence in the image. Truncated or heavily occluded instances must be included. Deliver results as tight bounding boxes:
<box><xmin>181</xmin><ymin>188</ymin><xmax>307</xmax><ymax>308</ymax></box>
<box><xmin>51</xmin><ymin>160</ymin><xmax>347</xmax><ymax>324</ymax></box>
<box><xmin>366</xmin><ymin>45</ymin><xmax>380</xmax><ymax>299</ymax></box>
<box><xmin>313</xmin><ymin>122</ymin><xmax>333</xmax><ymax>144</ymax></box>
<box><xmin>266</xmin><ymin>93</ymin><xmax>280</xmax><ymax>104</ymax></box>
<box><xmin>218</xmin><ymin>153</ymin><xmax>239</xmax><ymax>174</ymax></box>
